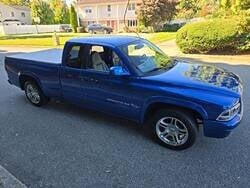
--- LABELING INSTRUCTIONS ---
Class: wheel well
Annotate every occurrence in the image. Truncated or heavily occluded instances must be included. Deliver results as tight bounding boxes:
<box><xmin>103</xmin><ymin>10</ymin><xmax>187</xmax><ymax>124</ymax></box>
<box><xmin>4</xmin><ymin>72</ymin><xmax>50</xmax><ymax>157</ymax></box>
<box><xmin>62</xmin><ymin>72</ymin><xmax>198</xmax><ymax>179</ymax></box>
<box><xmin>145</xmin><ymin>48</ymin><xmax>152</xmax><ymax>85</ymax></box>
<box><xmin>144</xmin><ymin>103</ymin><xmax>203</xmax><ymax>124</ymax></box>
<box><xmin>19</xmin><ymin>75</ymin><xmax>38</xmax><ymax>90</ymax></box>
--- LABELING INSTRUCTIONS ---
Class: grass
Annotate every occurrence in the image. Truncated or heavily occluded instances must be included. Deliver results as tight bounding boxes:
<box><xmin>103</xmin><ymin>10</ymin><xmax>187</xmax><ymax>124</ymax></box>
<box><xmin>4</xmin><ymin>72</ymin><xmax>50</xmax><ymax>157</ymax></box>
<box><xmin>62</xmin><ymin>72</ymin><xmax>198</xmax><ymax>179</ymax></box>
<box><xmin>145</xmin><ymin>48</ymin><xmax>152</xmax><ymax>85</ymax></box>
<box><xmin>0</xmin><ymin>32</ymin><xmax>176</xmax><ymax>47</ymax></box>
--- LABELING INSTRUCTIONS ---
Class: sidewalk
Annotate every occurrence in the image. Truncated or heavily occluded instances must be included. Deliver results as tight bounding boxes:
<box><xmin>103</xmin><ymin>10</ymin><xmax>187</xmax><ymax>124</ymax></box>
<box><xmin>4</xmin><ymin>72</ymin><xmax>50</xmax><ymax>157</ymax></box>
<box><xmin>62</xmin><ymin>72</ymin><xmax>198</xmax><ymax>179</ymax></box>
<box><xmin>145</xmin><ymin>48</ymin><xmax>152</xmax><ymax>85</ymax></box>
<box><xmin>158</xmin><ymin>40</ymin><xmax>250</xmax><ymax>65</ymax></box>
<box><xmin>0</xmin><ymin>166</ymin><xmax>26</xmax><ymax>188</ymax></box>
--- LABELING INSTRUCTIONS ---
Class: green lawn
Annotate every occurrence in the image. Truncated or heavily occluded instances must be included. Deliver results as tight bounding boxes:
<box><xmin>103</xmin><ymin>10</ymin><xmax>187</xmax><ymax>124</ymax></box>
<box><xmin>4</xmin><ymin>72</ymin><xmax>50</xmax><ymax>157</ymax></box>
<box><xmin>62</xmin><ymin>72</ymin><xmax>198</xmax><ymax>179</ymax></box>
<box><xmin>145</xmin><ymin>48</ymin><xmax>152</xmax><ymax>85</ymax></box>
<box><xmin>0</xmin><ymin>32</ymin><xmax>176</xmax><ymax>47</ymax></box>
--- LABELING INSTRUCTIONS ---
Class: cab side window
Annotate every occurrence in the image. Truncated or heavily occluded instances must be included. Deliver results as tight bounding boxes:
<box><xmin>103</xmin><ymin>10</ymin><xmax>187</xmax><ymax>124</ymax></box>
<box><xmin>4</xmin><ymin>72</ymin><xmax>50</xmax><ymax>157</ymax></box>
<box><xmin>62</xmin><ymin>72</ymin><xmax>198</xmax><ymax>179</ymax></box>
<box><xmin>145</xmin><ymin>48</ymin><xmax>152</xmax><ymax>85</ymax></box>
<box><xmin>85</xmin><ymin>45</ymin><xmax>125</xmax><ymax>72</ymax></box>
<box><xmin>66</xmin><ymin>45</ymin><xmax>81</xmax><ymax>69</ymax></box>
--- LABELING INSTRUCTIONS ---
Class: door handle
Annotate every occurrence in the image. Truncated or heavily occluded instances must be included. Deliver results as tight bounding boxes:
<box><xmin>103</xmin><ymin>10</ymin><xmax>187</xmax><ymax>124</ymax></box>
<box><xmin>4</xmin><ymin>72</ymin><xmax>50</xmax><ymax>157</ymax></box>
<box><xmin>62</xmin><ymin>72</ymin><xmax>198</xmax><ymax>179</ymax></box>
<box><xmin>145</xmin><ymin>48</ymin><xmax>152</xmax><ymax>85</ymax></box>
<box><xmin>90</xmin><ymin>78</ymin><xmax>99</xmax><ymax>83</ymax></box>
<box><xmin>80</xmin><ymin>76</ymin><xmax>99</xmax><ymax>83</ymax></box>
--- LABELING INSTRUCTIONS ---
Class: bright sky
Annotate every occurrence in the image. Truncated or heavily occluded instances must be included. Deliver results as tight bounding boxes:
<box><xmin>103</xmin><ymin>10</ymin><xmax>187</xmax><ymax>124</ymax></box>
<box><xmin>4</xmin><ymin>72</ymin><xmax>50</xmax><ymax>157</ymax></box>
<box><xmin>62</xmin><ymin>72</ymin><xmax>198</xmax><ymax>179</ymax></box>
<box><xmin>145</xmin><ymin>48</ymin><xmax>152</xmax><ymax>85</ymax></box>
<box><xmin>66</xmin><ymin>0</ymin><xmax>72</xmax><ymax>5</ymax></box>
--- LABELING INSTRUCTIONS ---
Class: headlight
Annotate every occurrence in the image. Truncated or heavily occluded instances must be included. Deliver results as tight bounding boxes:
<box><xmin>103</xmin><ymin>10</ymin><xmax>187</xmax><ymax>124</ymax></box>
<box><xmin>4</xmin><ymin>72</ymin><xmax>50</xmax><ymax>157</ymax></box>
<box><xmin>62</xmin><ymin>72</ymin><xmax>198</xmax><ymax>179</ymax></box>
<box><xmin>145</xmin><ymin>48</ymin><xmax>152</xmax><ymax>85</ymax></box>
<box><xmin>217</xmin><ymin>102</ymin><xmax>241</xmax><ymax>121</ymax></box>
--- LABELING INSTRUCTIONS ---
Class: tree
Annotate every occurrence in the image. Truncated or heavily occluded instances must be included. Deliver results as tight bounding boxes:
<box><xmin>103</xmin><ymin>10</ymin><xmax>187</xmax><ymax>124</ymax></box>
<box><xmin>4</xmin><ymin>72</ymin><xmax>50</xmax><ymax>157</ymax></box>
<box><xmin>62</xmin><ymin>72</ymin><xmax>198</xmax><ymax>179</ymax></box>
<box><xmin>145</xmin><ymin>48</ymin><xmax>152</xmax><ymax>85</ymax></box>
<box><xmin>60</xmin><ymin>5</ymin><xmax>70</xmax><ymax>24</ymax></box>
<box><xmin>233</xmin><ymin>0</ymin><xmax>250</xmax><ymax>11</ymax></box>
<box><xmin>70</xmin><ymin>5</ymin><xmax>78</xmax><ymax>32</ymax></box>
<box><xmin>176</xmin><ymin>0</ymin><xmax>200</xmax><ymax>18</ymax></box>
<box><xmin>197</xmin><ymin>0</ymin><xmax>220</xmax><ymax>17</ymax></box>
<box><xmin>138</xmin><ymin>0</ymin><xmax>177</xmax><ymax>30</ymax></box>
<box><xmin>31</xmin><ymin>0</ymin><xmax>54</xmax><ymax>24</ymax></box>
<box><xmin>50</xmin><ymin>0</ymin><xmax>70</xmax><ymax>24</ymax></box>
<box><xmin>220</xmin><ymin>0</ymin><xmax>232</xmax><ymax>9</ymax></box>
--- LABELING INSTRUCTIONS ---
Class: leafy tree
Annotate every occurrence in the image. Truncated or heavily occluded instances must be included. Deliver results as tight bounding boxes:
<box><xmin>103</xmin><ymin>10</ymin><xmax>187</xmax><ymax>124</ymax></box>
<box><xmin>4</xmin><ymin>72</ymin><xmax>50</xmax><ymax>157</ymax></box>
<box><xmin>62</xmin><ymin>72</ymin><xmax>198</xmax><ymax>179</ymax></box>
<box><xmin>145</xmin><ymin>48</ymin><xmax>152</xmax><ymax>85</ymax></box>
<box><xmin>198</xmin><ymin>0</ymin><xmax>220</xmax><ymax>17</ymax></box>
<box><xmin>220</xmin><ymin>0</ymin><xmax>232</xmax><ymax>9</ymax></box>
<box><xmin>70</xmin><ymin>5</ymin><xmax>78</xmax><ymax>32</ymax></box>
<box><xmin>31</xmin><ymin>0</ymin><xmax>54</xmax><ymax>24</ymax></box>
<box><xmin>60</xmin><ymin>5</ymin><xmax>70</xmax><ymax>24</ymax></box>
<box><xmin>50</xmin><ymin>0</ymin><xmax>70</xmax><ymax>24</ymax></box>
<box><xmin>176</xmin><ymin>0</ymin><xmax>199</xmax><ymax>19</ymax></box>
<box><xmin>233</xmin><ymin>0</ymin><xmax>250</xmax><ymax>11</ymax></box>
<box><xmin>138</xmin><ymin>0</ymin><xmax>177</xmax><ymax>30</ymax></box>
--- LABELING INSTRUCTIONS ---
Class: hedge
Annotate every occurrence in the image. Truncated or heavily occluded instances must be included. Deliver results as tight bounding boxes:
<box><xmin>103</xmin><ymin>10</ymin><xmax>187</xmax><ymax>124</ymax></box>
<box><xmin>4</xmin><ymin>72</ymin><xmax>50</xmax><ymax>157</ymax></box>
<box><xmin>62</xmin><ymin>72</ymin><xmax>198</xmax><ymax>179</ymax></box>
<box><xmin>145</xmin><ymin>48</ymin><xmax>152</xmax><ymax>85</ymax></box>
<box><xmin>176</xmin><ymin>19</ymin><xmax>246</xmax><ymax>54</ymax></box>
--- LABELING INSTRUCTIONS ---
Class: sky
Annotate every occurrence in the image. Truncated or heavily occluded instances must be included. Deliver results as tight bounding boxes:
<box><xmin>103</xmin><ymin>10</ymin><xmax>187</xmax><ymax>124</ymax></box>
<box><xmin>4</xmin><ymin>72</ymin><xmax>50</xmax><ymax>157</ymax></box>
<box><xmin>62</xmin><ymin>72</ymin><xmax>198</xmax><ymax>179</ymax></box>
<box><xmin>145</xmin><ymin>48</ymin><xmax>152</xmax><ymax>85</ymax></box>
<box><xmin>66</xmin><ymin>0</ymin><xmax>72</xmax><ymax>5</ymax></box>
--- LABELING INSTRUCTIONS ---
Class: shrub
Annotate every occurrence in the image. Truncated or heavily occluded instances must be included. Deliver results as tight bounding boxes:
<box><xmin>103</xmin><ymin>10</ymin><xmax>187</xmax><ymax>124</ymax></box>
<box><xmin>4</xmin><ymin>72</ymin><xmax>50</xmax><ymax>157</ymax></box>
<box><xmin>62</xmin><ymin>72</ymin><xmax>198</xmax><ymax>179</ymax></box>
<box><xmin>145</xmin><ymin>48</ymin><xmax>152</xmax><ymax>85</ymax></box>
<box><xmin>176</xmin><ymin>19</ymin><xmax>245</xmax><ymax>54</ymax></box>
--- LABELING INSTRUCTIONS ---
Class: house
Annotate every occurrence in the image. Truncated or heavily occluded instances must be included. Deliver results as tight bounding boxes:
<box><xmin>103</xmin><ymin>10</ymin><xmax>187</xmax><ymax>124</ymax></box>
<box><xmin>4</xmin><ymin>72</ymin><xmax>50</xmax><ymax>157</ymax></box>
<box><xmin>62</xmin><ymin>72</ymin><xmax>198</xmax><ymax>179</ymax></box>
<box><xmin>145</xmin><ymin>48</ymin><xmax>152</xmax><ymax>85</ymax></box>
<box><xmin>75</xmin><ymin>0</ymin><xmax>140</xmax><ymax>31</ymax></box>
<box><xmin>0</xmin><ymin>2</ymin><xmax>32</xmax><ymax>25</ymax></box>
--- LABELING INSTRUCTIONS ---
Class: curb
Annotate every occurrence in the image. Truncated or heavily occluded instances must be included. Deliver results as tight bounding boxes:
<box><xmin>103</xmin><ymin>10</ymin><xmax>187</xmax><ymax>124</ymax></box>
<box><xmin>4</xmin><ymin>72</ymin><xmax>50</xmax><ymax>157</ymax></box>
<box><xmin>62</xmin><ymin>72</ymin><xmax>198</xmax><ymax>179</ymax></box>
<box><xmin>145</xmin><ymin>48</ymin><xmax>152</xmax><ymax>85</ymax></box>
<box><xmin>0</xmin><ymin>165</ymin><xmax>27</xmax><ymax>188</ymax></box>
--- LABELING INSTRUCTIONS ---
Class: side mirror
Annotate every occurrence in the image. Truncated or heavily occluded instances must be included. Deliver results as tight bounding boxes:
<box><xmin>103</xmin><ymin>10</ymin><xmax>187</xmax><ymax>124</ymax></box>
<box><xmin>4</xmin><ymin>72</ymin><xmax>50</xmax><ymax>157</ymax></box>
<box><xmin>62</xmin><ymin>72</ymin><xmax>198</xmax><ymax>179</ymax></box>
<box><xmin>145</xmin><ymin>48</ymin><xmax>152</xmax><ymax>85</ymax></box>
<box><xmin>110</xmin><ymin>66</ymin><xmax>130</xmax><ymax>76</ymax></box>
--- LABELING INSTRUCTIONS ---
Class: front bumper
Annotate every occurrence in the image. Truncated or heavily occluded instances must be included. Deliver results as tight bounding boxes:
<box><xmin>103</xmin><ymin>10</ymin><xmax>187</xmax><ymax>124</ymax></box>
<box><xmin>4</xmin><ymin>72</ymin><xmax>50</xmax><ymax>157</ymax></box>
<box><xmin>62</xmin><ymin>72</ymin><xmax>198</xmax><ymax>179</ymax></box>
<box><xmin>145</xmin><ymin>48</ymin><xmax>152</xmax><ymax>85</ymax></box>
<box><xmin>203</xmin><ymin>98</ymin><xmax>243</xmax><ymax>138</ymax></box>
<box><xmin>203</xmin><ymin>114</ymin><xmax>242</xmax><ymax>138</ymax></box>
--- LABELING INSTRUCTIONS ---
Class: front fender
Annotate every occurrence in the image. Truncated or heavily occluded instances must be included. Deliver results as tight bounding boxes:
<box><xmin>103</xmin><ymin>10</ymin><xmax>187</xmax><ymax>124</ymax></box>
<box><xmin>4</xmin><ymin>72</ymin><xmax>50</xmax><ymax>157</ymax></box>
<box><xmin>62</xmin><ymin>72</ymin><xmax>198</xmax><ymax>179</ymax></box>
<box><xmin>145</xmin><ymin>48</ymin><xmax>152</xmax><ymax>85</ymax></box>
<box><xmin>140</xmin><ymin>96</ymin><xmax>208</xmax><ymax>123</ymax></box>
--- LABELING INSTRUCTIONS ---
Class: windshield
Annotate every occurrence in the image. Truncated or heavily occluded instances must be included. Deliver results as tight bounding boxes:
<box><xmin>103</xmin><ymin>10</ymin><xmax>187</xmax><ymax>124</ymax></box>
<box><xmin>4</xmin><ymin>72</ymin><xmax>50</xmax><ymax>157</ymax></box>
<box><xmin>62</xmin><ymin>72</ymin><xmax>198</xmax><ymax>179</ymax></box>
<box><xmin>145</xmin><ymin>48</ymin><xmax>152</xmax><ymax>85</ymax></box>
<box><xmin>119</xmin><ymin>40</ymin><xmax>173</xmax><ymax>74</ymax></box>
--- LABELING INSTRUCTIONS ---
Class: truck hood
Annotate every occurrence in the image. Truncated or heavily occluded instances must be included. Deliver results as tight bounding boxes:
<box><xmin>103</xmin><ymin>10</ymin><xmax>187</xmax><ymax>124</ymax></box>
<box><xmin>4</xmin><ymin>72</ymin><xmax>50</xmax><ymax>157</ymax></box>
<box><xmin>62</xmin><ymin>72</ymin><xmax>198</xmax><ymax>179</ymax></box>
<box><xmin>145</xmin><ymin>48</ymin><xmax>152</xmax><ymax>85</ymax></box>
<box><xmin>146</xmin><ymin>61</ymin><xmax>242</xmax><ymax>97</ymax></box>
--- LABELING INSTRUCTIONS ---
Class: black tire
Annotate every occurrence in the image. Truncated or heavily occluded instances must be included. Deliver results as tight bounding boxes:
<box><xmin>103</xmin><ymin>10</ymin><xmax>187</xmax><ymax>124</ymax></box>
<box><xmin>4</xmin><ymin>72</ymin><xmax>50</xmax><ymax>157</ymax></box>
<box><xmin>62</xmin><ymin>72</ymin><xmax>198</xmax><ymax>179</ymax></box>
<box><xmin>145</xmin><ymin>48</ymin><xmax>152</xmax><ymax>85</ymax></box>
<box><xmin>24</xmin><ymin>81</ymin><xmax>49</xmax><ymax>107</ymax></box>
<box><xmin>147</xmin><ymin>109</ymin><xmax>198</xmax><ymax>150</ymax></box>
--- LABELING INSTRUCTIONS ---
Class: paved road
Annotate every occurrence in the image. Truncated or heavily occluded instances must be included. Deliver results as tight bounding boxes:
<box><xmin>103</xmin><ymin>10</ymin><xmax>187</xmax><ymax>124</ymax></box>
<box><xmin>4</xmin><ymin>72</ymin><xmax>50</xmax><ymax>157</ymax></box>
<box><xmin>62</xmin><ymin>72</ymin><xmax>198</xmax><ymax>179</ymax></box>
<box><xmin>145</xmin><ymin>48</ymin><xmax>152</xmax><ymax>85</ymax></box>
<box><xmin>0</xmin><ymin>49</ymin><xmax>250</xmax><ymax>188</ymax></box>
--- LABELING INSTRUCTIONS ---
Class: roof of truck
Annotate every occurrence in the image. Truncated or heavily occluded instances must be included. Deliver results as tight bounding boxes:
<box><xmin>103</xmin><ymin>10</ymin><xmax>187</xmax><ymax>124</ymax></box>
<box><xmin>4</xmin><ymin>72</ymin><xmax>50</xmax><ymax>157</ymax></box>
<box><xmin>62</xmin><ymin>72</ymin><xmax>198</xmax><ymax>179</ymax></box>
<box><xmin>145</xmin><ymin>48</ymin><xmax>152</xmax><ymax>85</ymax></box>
<box><xmin>67</xmin><ymin>35</ymin><xmax>141</xmax><ymax>46</ymax></box>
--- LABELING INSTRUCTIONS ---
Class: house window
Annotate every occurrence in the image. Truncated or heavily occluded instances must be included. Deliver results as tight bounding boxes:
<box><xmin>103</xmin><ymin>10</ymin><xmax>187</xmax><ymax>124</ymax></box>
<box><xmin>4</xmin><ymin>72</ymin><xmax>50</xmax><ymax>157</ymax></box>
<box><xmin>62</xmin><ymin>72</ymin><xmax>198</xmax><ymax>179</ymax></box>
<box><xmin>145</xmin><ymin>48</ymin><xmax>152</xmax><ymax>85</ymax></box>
<box><xmin>107</xmin><ymin>5</ymin><xmax>111</xmax><ymax>12</ymax></box>
<box><xmin>21</xmin><ymin>12</ymin><xmax>25</xmax><ymax>17</ymax></box>
<box><xmin>11</xmin><ymin>12</ymin><xmax>15</xmax><ymax>17</ymax></box>
<box><xmin>128</xmin><ymin>3</ymin><xmax>136</xmax><ymax>10</ymax></box>
<box><xmin>85</xmin><ymin>7</ymin><xmax>92</xmax><ymax>13</ymax></box>
<box><xmin>127</xmin><ymin>19</ymin><xmax>138</xmax><ymax>27</ymax></box>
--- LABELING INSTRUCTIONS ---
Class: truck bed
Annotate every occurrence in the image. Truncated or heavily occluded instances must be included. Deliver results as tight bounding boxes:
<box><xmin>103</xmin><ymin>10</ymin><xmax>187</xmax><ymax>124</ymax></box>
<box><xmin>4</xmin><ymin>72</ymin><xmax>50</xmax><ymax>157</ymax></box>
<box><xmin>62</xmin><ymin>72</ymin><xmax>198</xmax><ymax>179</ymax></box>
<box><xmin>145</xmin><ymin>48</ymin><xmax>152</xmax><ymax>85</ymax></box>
<box><xmin>7</xmin><ymin>49</ymin><xmax>63</xmax><ymax>64</ymax></box>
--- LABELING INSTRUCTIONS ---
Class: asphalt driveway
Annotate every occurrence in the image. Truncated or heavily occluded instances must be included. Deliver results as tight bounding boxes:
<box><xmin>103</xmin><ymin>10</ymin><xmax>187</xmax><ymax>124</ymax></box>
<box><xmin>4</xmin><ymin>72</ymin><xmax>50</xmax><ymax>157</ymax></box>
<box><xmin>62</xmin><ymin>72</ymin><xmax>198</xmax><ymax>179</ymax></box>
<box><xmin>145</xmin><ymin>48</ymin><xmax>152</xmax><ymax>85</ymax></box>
<box><xmin>0</xmin><ymin>48</ymin><xmax>249</xmax><ymax>188</ymax></box>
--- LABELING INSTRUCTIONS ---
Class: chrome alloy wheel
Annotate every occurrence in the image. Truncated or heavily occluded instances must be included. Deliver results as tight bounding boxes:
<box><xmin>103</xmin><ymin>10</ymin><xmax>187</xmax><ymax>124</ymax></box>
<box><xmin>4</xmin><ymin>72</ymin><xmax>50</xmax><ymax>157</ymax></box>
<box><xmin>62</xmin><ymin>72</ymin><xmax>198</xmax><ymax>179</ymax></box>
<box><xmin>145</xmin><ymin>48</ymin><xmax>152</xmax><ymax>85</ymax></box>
<box><xmin>156</xmin><ymin>117</ymin><xmax>189</xmax><ymax>146</ymax></box>
<box><xmin>26</xmin><ymin>84</ymin><xmax>41</xmax><ymax>104</ymax></box>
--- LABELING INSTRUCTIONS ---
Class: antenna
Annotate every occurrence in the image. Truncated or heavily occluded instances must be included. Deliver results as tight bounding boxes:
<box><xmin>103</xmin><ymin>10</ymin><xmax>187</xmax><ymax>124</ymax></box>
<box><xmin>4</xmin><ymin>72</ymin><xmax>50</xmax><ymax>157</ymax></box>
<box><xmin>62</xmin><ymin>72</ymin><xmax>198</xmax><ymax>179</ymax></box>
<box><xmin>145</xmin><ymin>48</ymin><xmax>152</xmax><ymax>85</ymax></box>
<box><xmin>123</xmin><ymin>0</ymin><xmax>141</xmax><ymax>38</ymax></box>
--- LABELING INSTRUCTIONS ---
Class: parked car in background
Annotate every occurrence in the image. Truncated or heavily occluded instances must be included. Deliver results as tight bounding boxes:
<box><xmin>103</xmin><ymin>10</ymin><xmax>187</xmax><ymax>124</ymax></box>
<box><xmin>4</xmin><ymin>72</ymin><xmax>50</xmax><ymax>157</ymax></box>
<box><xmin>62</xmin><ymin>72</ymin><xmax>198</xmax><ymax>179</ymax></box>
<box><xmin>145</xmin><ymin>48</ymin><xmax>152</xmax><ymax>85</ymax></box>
<box><xmin>86</xmin><ymin>23</ymin><xmax>113</xmax><ymax>34</ymax></box>
<box><xmin>59</xmin><ymin>24</ymin><xmax>72</xmax><ymax>33</ymax></box>
<box><xmin>4</xmin><ymin>36</ymin><xmax>243</xmax><ymax>150</ymax></box>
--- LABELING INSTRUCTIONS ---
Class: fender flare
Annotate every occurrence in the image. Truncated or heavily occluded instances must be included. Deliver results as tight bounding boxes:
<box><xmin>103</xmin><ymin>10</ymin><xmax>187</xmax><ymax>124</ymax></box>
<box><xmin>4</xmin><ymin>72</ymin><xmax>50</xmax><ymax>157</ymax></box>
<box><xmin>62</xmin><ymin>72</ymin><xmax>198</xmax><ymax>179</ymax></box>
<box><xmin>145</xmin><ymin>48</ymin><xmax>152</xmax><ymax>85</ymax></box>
<box><xmin>140</xmin><ymin>96</ymin><xmax>208</xmax><ymax>123</ymax></box>
<box><xmin>18</xmin><ymin>71</ymin><xmax>43</xmax><ymax>91</ymax></box>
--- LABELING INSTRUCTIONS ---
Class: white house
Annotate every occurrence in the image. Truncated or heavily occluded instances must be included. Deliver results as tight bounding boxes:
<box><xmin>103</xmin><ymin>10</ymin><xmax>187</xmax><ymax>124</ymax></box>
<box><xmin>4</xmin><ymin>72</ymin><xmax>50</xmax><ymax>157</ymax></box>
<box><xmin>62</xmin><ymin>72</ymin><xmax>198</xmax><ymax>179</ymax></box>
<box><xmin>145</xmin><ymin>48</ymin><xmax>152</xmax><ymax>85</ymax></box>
<box><xmin>76</xmin><ymin>0</ymin><xmax>141</xmax><ymax>31</ymax></box>
<box><xmin>0</xmin><ymin>2</ymin><xmax>32</xmax><ymax>25</ymax></box>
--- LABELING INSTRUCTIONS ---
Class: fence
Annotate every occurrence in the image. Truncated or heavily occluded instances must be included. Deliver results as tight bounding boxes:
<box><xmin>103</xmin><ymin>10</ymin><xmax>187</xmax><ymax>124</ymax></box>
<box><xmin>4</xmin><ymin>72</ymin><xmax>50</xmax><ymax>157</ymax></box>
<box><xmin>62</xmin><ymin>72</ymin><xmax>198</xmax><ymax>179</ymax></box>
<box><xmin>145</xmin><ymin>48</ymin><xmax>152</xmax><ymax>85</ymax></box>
<box><xmin>0</xmin><ymin>25</ymin><xmax>63</xmax><ymax>35</ymax></box>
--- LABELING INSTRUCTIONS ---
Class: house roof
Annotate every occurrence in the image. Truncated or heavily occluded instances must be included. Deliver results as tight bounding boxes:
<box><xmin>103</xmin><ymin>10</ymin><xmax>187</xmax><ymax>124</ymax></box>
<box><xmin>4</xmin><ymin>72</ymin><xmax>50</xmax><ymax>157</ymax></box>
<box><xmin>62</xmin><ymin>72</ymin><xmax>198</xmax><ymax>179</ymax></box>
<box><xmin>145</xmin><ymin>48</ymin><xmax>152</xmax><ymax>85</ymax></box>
<box><xmin>10</xmin><ymin>5</ymin><xmax>30</xmax><ymax>11</ymax></box>
<box><xmin>0</xmin><ymin>2</ymin><xmax>30</xmax><ymax>11</ymax></box>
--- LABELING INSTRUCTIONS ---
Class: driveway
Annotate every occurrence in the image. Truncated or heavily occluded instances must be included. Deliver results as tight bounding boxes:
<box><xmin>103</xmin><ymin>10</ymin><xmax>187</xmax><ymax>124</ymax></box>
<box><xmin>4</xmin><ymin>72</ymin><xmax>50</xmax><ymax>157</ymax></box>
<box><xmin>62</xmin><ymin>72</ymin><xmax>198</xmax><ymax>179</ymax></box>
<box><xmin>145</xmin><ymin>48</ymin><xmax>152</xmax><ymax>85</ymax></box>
<box><xmin>0</xmin><ymin>47</ymin><xmax>249</xmax><ymax>188</ymax></box>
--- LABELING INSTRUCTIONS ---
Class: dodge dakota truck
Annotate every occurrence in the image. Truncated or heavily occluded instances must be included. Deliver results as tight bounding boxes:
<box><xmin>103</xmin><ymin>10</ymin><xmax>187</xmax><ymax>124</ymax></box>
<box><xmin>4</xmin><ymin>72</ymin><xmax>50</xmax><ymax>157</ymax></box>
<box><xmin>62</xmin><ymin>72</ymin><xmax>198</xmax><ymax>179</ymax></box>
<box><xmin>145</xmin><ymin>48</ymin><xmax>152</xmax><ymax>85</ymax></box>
<box><xmin>4</xmin><ymin>36</ymin><xmax>243</xmax><ymax>150</ymax></box>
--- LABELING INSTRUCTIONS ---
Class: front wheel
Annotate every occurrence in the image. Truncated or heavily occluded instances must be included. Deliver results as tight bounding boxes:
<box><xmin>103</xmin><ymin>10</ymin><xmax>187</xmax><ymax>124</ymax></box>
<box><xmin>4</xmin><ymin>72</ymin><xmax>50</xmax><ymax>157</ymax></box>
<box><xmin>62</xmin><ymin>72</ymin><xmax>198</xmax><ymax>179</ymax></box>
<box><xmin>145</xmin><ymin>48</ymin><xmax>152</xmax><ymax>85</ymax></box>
<box><xmin>24</xmin><ymin>81</ymin><xmax>48</xmax><ymax>107</ymax></box>
<box><xmin>148</xmin><ymin>109</ymin><xmax>198</xmax><ymax>150</ymax></box>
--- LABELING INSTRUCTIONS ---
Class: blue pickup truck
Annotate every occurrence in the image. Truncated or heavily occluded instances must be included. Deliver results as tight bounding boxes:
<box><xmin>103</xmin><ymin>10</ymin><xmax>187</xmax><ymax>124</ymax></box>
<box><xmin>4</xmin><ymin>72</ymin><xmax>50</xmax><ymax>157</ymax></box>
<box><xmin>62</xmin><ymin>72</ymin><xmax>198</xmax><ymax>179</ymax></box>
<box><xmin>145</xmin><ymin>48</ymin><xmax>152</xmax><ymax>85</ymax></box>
<box><xmin>4</xmin><ymin>36</ymin><xmax>243</xmax><ymax>150</ymax></box>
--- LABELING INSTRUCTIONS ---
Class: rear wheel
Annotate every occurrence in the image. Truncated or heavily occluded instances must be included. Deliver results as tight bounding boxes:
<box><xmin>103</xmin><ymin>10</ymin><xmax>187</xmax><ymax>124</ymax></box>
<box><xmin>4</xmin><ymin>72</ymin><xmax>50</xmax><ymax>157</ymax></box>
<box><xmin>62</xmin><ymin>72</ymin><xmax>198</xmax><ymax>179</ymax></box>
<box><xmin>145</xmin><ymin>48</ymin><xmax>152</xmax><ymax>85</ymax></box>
<box><xmin>148</xmin><ymin>109</ymin><xmax>198</xmax><ymax>150</ymax></box>
<box><xmin>24</xmin><ymin>81</ymin><xmax>48</xmax><ymax>107</ymax></box>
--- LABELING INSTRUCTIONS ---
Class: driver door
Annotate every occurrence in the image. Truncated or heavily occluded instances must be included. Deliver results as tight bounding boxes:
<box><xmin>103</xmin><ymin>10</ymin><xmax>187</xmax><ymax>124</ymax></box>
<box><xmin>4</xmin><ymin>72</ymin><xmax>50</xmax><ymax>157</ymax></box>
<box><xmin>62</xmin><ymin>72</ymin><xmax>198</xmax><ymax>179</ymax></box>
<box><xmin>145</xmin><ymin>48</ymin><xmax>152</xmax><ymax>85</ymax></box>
<box><xmin>81</xmin><ymin>45</ymin><xmax>141</xmax><ymax>120</ymax></box>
